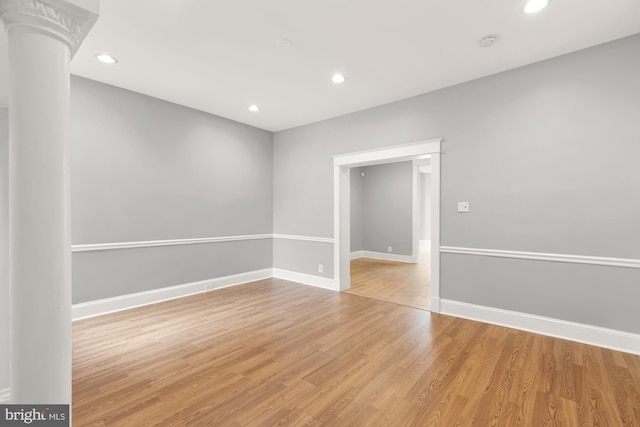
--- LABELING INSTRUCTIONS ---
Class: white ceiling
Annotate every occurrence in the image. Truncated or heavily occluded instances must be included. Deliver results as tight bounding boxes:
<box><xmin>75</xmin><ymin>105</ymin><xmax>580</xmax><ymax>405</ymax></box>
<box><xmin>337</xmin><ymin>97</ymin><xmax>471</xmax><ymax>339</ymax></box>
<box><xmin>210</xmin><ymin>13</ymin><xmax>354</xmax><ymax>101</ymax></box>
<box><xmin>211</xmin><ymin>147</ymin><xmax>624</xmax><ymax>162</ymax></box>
<box><xmin>1</xmin><ymin>0</ymin><xmax>640</xmax><ymax>131</ymax></box>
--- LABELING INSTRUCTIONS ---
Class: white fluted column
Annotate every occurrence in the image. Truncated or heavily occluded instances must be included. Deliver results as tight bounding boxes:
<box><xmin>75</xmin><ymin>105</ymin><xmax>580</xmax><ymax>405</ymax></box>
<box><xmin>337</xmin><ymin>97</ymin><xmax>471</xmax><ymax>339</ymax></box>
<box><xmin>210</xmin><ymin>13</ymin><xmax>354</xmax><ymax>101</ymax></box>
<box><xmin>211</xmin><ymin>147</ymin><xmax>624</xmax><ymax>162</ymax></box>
<box><xmin>0</xmin><ymin>0</ymin><xmax>97</xmax><ymax>405</ymax></box>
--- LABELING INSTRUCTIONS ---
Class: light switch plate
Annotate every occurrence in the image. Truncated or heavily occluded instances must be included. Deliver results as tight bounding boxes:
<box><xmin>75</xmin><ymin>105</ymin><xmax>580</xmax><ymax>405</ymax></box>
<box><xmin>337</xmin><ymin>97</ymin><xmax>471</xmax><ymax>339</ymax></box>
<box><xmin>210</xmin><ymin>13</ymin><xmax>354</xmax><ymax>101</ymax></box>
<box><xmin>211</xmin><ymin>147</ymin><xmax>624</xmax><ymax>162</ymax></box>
<box><xmin>458</xmin><ymin>202</ymin><xmax>470</xmax><ymax>213</ymax></box>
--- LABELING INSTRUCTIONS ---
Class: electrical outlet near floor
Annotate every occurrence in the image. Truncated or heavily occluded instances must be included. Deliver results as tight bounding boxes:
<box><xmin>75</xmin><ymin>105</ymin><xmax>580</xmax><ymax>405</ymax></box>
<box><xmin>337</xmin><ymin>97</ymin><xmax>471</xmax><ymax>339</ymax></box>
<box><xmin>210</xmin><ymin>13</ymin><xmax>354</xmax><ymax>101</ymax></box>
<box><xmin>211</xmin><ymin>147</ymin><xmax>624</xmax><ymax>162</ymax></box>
<box><xmin>388</xmin><ymin>247</ymin><xmax>392</xmax><ymax>253</ymax></box>
<box><xmin>318</xmin><ymin>264</ymin><xmax>323</xmax><ymax>273</ymax></box>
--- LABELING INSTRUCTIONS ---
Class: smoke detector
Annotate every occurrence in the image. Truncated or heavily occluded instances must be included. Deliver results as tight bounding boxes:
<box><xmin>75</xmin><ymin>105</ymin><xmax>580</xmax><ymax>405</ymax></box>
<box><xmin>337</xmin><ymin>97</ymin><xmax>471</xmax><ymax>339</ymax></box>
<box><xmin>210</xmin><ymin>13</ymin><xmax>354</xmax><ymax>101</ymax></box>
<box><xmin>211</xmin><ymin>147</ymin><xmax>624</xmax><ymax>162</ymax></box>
<box><xmin>479</xmin><ymin>35</ymin><xmax>498</xmax><ymax>48</ymax></box>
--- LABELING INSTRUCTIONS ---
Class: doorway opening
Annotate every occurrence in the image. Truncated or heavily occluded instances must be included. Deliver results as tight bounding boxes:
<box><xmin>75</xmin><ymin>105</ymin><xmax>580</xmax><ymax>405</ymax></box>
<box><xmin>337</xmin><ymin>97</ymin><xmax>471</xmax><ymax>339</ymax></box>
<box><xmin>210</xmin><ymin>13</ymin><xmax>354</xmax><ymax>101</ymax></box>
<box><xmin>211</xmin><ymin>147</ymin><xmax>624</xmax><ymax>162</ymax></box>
<box><xmin>345</xmin><ymin>161</ymin><xmax>431</xmax><ymax>310</ymax></box>
<box><xmin>333</xmin><ymin>139</ymin><xmax>442</xmax><ymax>312</ymax></box>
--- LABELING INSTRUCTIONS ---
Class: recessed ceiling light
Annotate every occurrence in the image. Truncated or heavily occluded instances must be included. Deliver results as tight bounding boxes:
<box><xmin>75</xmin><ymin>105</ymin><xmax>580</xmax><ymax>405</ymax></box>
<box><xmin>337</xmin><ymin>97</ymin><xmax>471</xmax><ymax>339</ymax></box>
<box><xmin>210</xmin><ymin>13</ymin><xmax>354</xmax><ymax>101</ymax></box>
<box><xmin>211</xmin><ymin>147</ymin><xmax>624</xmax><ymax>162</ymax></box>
<box><xmin>524</xmin><ymin>0</ymin><xmax>549</xmax><ymax>14</ymax></box>
<box><xmin>479</xmin><ymin>35</ymin><xmax>498</xmax><ymax>48</ymax></box>
<box><xmin>248</xmin><ymin>105</ymin><xmax>260</xmax><ymax>112</ymax></box>
<box><xmin>96</xmin><ymin>53</ymin><xmax>117</xmax><ymax>64</ymax></box>
<box><xmin>332</xmin><ymin>73</ymin><xmax>346</xmax><ymax>84</ymax></box>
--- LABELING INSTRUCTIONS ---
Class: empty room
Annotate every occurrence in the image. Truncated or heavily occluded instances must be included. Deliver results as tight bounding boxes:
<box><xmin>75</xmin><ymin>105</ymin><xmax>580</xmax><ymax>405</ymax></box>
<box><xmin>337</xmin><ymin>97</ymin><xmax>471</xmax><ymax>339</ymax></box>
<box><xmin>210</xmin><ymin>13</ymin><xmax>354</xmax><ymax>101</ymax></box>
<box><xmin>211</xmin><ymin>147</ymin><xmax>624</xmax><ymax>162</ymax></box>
<box><xmin>1</xmin><ymin>0</ymin><xmax>639</xmax><ymax>426</ymax></box>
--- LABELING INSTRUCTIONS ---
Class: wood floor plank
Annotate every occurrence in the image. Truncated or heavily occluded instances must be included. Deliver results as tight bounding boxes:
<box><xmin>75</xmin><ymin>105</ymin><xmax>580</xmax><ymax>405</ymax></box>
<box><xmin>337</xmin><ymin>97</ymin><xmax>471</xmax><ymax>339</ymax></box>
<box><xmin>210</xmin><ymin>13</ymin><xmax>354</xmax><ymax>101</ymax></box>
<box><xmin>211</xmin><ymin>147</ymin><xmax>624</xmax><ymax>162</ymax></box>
<box><xmin>73</xmin><ymin>278</ymin><xmax>640</xmax><ymax>426</ymax></box>
<box><xmin>347</xmin><ymin>245</ymin><xmax>430</xmax><ymax>310</ymax></box>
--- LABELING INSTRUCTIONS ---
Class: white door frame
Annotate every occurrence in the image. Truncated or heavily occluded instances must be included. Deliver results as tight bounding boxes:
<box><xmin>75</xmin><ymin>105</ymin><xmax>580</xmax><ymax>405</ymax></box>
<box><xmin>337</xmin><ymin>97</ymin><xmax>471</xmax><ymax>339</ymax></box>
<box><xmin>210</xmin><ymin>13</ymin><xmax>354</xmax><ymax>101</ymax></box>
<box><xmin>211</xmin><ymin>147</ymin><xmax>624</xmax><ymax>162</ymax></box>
<box><xmin>333</xmin><ymin>139</ymin><xmax>442</xmax><ymax>312</ymax></box>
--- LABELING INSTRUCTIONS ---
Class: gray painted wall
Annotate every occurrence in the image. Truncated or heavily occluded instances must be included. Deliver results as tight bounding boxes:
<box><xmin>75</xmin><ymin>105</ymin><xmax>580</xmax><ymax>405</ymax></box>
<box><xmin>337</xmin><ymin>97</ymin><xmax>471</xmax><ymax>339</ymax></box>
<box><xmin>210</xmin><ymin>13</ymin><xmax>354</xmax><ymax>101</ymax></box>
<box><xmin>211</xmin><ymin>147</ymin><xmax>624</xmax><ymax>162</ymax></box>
<box><xmin>350</xmin><ymin>163</ymin><xmax>413</xmax><ymax>256</ymax></box>
<box><xmin>273</xmin><ymin>239</ymin><xmax>334</xmax><ymax>279</ymax></box>
<box><xmin>350</xmin><ymin>167</ymin><xmax>364</xmax><ymax>252</ymax></box>
<box><xmin>420</xmin><ymin>173</ymin><xmax>432</xmax><ymax>241</ymax></box>
<box><xmin>273</xmin><ymin>34</ymin><xmax>640</xmax><ymax>333</ymax></box>
<box><xmin>71</xmin><ymin>77</ymin><xmax>273</xmax><ymax>243</ymax></box>
<box><xmin>73</xmin><ymin>240</ymin><xmax>272</xmax><ymax>303</ymax></box>
<box><xmin>70</xmin><ymin>77</ymin><xmax>274</xmax><ymax>303</ymax></box>
<box><xmin>0</xmin><ymin>109</ymin><xmax>8</xmax><ymax>389</ymax></box>
<box><xmin>361</xmin><ymin>162</ymin><xmax>413</xmax><ymax>255</ymax></box>
<box><xmin>442</xmin><ymin>254</ymin><xmax>640</xmax><ymax>334</ymax></box>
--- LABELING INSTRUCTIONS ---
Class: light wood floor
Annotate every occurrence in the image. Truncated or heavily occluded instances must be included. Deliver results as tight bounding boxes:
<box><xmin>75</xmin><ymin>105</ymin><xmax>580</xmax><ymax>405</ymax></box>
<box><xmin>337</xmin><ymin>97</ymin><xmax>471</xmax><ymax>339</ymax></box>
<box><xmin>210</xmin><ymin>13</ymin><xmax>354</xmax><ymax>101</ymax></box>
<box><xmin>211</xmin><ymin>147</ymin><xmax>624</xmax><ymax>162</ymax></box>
<box><xmin>347</xmin><ymin>248</ymin><xmax>430</xmax><ymax>310</ymax></box>
<box><xmin>73</xmin><ymin>279</ymin><xmax>640</xmax><ymax>426</ymax></box>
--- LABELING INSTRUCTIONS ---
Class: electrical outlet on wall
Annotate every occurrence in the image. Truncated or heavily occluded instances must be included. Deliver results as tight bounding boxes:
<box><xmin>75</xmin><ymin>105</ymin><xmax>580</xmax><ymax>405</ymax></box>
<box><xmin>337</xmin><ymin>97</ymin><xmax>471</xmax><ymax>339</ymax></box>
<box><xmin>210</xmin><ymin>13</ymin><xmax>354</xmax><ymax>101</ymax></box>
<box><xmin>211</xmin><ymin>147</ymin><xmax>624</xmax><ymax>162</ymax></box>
<box><xmin>458</xmin><ymin>202</ymin><xmax>470</xmax><ymax>213</ymax></box>
<box><xmin>318</xmin><ymin>264</ymin><xmax>323</xmax><ymax>273</ymax></box>
<box><xmin>388</xmin><ymin>247</ymin><xmax>392</xmax><ymax>253</ymax></box>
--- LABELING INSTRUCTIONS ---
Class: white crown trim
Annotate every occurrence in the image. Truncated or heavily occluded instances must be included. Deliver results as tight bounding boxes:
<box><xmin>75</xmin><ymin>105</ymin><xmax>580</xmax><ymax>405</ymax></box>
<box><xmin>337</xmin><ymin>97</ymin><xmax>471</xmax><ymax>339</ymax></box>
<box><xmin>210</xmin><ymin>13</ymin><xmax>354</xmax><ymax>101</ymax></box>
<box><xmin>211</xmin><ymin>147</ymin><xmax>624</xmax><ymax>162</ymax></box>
<box><xmin>72</xmin><ymin>234</ymin><xmax>273</xmax><ymax>252</ymax></box>
<box><xmin>440</xmin><ymin>246</ymin><xmax>640</xmax><ymax>269</ymax></box>
<box><xmin>72</xmin><ymin>234</ymin><xmax>337</xmax><ymax>252</ymax></box>
<box><xmin>272</xmin><ymin>234</ymin><xmax>334</xmax><ymax>244</ymax></box>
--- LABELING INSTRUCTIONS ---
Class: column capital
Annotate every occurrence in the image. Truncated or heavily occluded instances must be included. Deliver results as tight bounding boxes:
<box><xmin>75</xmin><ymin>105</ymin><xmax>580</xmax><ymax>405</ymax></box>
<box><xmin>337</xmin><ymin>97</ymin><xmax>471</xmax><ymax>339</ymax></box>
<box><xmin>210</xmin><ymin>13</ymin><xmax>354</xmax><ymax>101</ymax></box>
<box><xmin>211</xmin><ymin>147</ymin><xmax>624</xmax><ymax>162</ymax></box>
<box><xmin>0</xmin><ymin>0</ymin><xmax>98</xmax><ymax>55</ymax></box>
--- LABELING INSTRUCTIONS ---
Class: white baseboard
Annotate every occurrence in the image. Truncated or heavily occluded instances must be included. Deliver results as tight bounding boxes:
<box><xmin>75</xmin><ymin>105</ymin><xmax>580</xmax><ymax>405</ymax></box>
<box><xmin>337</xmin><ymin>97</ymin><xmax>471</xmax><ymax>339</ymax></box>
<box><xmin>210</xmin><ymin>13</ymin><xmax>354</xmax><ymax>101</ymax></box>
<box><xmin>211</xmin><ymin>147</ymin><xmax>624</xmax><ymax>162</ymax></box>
<box><xmin>430</xmin><ymin>297</ymin><xmax>441</xmax><ymax>312</ymax></box>
<box><xmin>72</xmin><ymin>269</ymin><xmax>273</xmax><ymax>321</ymax></box>
<box><xmin>441</xmin><ymin>299</ymin><xmax>640</xmax><ymax>355</ymax></box>
<box><xmin>0</xmin><ymin>387</ymin><xmax>9</xmax><ymax>403</ymax></box>
<box><xmin>73</xmin><ymin>268</ymin><xmax>337</xmax><ymax>320</ymax></box>
<box><xmin>350</xmin><ymin>250</ymin><xmax>364</xmax><ymax>260</ymax></box>
<box><xmin>202</xmin><ymin>269</ymin><xmax>272</xmax><ymax>292</ymax></box>
<box><xmin>357</xmin><ymin>251</ymin><xmax>416</xmax><ymax>264</ymax></box>
<box><xmin>272</xmin><ymin>268</ymin><xmax>338</xmax><ymax>291</ymax></box>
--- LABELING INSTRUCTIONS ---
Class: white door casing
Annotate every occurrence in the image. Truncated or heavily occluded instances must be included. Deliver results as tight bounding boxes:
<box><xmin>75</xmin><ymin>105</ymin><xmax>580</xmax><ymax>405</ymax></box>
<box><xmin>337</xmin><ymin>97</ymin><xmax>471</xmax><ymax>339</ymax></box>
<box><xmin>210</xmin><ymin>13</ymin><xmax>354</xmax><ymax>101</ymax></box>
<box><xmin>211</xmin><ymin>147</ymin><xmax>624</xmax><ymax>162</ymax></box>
<box><xmin>333</xmin><ymin>139</ymin><xmax>442</xmax><ymax>311</ymax></box>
